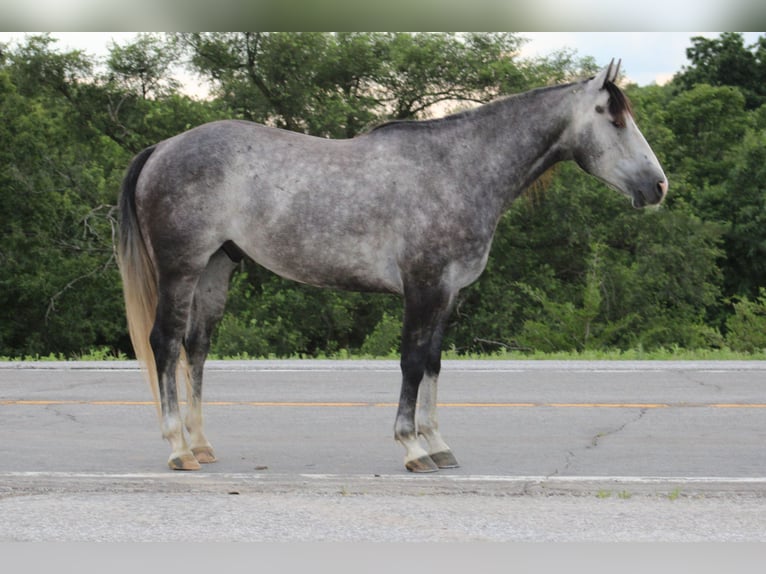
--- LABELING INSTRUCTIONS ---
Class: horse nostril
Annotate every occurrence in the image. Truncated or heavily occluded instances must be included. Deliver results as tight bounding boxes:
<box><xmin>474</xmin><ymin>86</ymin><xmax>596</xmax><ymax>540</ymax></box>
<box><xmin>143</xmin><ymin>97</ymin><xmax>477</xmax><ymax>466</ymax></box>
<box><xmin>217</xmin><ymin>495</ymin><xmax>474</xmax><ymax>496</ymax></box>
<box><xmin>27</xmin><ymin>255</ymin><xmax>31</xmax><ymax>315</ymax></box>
<box><xmin>657</xmin><ymin>180</ymin><xmax>668</xmax><ymax>197</ymax></box>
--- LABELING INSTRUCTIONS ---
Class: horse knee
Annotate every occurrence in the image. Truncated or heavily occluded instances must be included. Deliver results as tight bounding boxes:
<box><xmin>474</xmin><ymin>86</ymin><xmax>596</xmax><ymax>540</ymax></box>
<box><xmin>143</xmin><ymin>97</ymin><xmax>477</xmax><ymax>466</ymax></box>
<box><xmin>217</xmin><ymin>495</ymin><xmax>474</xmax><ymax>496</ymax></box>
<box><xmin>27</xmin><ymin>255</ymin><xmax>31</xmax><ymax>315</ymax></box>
<box><xmin>400</xmin><ymin>344</ymin><xmax>428</xmax><ymax>379</ymax></box>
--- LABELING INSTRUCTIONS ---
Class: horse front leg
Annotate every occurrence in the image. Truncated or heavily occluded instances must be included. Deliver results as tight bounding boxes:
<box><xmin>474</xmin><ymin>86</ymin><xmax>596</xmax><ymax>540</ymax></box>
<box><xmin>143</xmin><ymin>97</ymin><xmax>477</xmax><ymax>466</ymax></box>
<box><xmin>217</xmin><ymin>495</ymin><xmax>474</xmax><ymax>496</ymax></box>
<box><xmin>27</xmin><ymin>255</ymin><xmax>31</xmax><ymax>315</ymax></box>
<box><xmin>394</xmin><ymin>286</ymin><xmax>457</xmax><ymax>473</ymax></box>
<box><xmin>416</xmin><ymin>370</ymin><xmax>459</xmax><ymax>469</ymax></box>
<box><xmin>395</xmin><ymin>352</ymin><xmax>438</xmax><ymax>473</ymax></box>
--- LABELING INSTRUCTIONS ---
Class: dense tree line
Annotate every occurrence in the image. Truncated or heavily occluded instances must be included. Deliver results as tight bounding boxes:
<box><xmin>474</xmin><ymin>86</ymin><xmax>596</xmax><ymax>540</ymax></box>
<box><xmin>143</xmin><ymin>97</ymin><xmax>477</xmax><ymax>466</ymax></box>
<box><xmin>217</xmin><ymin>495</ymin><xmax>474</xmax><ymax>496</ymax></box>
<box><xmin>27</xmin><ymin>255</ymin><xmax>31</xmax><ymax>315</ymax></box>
<box><xmin>1</xmin><ymin>32</ymin><xmax>764</xmax><ymax>358</ymax></box>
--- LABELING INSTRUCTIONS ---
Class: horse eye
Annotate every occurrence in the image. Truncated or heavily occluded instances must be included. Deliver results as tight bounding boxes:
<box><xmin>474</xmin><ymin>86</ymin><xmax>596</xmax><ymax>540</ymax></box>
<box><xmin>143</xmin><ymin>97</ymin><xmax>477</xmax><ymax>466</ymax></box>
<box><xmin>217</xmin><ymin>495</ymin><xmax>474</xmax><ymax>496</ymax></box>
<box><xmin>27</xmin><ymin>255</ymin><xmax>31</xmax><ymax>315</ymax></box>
<box><xmin>595</xmin><ymin>105</ymin><xmax>605</xmax><ymax>114</ymax></box>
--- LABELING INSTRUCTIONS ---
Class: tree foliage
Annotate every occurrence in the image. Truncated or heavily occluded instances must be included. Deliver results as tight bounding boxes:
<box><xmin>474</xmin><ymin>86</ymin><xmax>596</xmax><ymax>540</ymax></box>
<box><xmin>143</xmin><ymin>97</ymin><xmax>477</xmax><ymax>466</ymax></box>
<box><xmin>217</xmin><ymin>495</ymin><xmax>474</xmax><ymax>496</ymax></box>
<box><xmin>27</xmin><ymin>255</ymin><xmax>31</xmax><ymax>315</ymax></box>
<box><xmin>175</xmin><ymin>32</ymin><xmax>535</xmax><ymax>137</ymax></box>
<box><xmin>675</xmin><ymin>32</ymin><xmax>766</xmax><ymax>110</ymax></box>
<box><xmin>0</xmin><ymin>32</ymin><xmax>763</xmax><ymax>358</ymax></box>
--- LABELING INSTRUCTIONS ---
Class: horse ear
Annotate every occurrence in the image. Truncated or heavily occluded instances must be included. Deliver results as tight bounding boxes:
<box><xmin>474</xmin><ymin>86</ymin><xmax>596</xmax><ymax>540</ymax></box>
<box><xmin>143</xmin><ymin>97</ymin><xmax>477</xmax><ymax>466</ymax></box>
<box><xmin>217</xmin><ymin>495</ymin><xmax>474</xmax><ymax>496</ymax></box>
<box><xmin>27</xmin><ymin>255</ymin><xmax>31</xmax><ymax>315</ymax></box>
<box><xmin>591</xmin><ymin>59</ymin><xmax>615</xmax><ymax>91</ymax></box>
<box><xmin>611</xmin><ymin>59</ymin><xmax>622</xmax><ymax>84</ymax></box>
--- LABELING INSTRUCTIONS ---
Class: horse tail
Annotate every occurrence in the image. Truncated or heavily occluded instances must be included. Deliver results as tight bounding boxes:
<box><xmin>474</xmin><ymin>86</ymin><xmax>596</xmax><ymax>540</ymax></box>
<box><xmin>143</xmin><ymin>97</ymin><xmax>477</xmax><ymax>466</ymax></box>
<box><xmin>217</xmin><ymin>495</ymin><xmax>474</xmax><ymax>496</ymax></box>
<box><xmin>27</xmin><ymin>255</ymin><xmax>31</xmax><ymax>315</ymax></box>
<box><xmin>117</xmin><ymin>145</ymin><xmax>162</xmax><ymax>413</ymax></box>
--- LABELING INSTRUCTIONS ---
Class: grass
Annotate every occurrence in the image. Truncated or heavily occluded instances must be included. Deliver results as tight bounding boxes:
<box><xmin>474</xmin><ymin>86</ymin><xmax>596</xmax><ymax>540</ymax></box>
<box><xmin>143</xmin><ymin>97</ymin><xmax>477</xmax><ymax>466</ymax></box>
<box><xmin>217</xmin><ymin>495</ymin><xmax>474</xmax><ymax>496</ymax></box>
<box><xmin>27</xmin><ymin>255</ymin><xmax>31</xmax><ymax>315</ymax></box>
<box><xmin>0</xmin><ymin>346</ymin><xmax>129</xmax><ymax>362</ymax></box>
<box><xmin>667</xmin><ymin>488</ymin><xmax>682</xmax><ymax>501</ymax></box>
<box><xmin>2</xmin><ymin>345</ymin><xmax>765</xmax><ymax>362</ymax></box>
<box><xmin>205</xmin><ymin>345</ymin><xmax>766</xmax><ymax>361</ymax></box>
<box><xmin>596</xmin><ymin>490</ymin><xmax>634</xmax><ymax>500</ymax></box>
<box><xmin>441</xmin><ymin>346</ymin><xmax>766</xmax><ymax>361</ymax></box>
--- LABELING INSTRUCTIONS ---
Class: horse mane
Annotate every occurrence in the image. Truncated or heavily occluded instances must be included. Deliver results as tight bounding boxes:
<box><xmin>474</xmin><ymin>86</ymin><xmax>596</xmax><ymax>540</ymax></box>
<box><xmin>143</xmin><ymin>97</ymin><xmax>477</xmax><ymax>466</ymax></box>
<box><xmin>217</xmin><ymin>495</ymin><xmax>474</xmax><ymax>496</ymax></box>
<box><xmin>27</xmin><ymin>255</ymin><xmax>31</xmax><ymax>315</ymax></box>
<box><xmin>368</xmin><ymin>80</ymin><xmax>634</xmax><ymax>134</ymax></box>
<box><xmin>368</xmin><ymin>108</ymin><xmax>473</xmax><ymax>133</ymax></box>
<box><xmin>368</xmin><ymin>84</ymin><xmax>573</xmax><ymax>134</ymax></box>
<box><xmin>604</xmin><ymin>80</ymin><xmax>633</xmax><ymax>128</ymax></box>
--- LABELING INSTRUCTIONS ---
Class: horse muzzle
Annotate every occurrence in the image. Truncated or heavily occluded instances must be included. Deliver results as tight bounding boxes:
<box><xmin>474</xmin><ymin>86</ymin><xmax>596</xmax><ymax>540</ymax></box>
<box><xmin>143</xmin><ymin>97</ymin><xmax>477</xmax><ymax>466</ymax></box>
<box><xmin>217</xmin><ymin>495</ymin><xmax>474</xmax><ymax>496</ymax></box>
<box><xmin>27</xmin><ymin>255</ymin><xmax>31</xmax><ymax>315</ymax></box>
<box><xmin>632</xmin><ymin>178</ymin><xmax>668</xmax><ymax>208</ymax></box>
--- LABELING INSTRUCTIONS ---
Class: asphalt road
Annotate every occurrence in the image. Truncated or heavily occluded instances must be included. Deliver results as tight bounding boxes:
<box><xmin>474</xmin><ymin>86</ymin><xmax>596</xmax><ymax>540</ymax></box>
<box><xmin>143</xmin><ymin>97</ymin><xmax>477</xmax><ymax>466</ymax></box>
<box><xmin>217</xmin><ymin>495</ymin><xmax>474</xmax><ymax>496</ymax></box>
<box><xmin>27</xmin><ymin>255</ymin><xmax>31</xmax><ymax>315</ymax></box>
<box><xmin>2</xmin><ymin>360</ymin><xmax>766</xmax><ymax>542</ymax></box>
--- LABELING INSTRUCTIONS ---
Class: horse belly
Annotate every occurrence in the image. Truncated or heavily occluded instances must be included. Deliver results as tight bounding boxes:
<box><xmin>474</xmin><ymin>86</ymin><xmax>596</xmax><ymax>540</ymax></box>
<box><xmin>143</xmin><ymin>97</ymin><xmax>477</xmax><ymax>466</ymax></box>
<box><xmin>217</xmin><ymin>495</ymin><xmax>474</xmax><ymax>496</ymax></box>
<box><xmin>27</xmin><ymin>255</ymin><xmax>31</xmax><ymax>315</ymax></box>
<box><xmin>242</xmin><ymin>235</ymin><xmax>404</xmax><ymax>295</ymax></box>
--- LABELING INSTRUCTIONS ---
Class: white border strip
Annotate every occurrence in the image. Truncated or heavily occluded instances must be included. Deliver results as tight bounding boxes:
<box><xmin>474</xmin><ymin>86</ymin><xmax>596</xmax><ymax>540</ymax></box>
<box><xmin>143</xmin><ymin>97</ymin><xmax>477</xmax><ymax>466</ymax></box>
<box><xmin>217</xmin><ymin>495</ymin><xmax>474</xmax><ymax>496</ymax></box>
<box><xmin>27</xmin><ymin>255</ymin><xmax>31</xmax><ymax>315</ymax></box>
<box><xmin>3</xmin><ymin>471</ymin><xmax>766</xmax><ymax>485</ymax></box>
<box><xmin>3</xmin><ymin>359</ymin><xmax>766</xmax><ymax>372</ymax></box>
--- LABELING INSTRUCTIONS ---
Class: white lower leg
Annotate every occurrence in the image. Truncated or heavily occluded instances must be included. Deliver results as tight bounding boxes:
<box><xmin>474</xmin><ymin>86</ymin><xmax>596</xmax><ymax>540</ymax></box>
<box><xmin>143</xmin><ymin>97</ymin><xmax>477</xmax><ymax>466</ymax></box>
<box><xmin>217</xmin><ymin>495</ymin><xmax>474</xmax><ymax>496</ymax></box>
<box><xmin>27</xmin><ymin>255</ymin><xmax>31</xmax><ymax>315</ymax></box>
<box><xmin>395</xmin><ymin>411</ymin><xmax>437</xmax><ymax>472</ymax></box>
<box><xmin>162</xmin><ymin>412</ymin><xmax>199</xmax><ymax>469</ymax></box>
<box><xmin>416</xmin><ymin>374</ymin><xmax>450</xmax><ymax>454</ymax></box>
<box><xmin>398</xmin><ymin>435</ymin><xmax>432</xmax><ymax>466</ymax></box>
<box><xmin>416</xmin><ymin>373</ymin><xmax>458</xmax><ymax>468</ymax></box>
<box><xmin>185</xmin><ymin>399</ymin><xmax>216</xmax><ymax>463</ymax></box>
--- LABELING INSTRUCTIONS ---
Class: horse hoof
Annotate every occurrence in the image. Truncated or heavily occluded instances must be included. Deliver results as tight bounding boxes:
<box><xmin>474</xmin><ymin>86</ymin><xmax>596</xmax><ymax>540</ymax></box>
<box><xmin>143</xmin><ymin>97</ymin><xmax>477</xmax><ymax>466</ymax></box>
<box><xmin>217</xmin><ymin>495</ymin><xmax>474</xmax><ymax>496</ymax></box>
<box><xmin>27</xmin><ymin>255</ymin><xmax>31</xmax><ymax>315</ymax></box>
<box><xmin>168</xmin><ymin>453</ymin><xmax>202</xmax><ymax>471</ymax></box>
<box><xmin>405</xmin><ymin>455</ymin><xmax>439</xmax><ymax>473</ymax></box>
<box><xmin>192</xmin><ymin>446</ymin><xmax>217</xmax><ymax>464</ymax></box>
<box><xmin>430</xmin><ymin>450</ymin><xmax>460</xmax><ymax>469</ymax></box>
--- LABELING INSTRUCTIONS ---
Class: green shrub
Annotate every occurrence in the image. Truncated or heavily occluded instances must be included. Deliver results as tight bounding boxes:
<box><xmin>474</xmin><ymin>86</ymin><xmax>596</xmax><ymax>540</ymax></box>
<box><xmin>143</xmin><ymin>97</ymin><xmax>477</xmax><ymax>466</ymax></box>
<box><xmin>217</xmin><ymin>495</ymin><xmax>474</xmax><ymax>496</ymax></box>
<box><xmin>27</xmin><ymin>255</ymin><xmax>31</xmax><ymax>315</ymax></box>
<box><xmin>360</xmin><ymin>312</ymin><xmax>401</xmax><ymax>357</ymax></box>
<box><xmin>725</xmin><ymin>289</ymin><xmax>766</xmax><ymax>352</ymax></box>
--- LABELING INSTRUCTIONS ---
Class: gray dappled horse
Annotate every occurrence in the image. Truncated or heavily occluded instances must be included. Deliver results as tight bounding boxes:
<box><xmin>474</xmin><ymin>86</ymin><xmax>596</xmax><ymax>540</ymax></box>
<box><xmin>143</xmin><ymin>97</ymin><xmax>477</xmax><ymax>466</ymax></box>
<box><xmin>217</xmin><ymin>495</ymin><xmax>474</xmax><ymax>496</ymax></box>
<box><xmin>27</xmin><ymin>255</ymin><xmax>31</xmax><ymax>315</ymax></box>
<box><xmin>118</xmin><ymin>60</ymin><xmax>667</xmax><ymax>472</ymax></box>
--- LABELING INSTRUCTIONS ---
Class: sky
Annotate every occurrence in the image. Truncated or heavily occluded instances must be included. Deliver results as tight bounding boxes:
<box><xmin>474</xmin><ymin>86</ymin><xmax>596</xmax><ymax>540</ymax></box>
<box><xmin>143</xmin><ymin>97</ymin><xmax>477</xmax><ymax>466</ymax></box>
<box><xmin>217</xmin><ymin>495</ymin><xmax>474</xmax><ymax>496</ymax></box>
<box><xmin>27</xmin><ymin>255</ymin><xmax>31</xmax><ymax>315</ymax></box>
<box><xmin>519</xmin><ymin>32</ymin><xmax>764</xmax><ymax>86</ymax></box>
<box><xmin>0</xmin><ymin>31</ymin><xmax>763</xmax><ymax>89</ymax></box>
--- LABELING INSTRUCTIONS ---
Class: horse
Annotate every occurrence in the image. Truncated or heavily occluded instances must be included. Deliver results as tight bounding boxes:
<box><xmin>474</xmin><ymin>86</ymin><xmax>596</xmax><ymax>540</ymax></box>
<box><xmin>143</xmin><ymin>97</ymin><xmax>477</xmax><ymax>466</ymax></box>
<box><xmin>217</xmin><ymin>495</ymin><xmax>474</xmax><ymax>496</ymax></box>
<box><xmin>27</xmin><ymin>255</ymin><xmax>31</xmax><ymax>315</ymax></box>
<box><xmin>118</xmin><ymin>59</ymin><xmax>667</xmax><ymax>472</ymax></box>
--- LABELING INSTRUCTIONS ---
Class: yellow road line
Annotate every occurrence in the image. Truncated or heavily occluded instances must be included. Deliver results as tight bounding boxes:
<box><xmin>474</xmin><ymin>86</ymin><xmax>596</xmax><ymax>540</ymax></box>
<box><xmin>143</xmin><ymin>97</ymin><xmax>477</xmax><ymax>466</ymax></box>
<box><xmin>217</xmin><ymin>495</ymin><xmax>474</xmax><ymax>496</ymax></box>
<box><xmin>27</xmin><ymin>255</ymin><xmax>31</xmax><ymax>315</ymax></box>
<box><xmin>240</xmin><ymin>401</ymin><xmax>369</xmax><ymax>407</ymax></box>
<box><xmin>548</xmin><ymin>403</ymin><xmax>669</xmax><ymax>409</ymax></box>
<box><xmin>712</xmin><ymin>403</ymin><xmax>766</xmax><ymax>409</ymax></box>
<box><xmin>3</xmin><ymin>400</ymin><xmax>766</xmax><ymax>409</ymax></box>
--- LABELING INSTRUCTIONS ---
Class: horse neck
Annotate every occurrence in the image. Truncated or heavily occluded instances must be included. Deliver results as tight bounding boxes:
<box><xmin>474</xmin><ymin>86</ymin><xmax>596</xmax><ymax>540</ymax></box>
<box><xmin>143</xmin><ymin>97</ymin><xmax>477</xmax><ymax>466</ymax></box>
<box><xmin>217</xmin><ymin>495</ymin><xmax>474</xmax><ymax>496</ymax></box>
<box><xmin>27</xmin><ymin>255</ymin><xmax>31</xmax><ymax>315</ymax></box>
<box><xmin>455</xmin><ymin>83</ymin><xmax>576</xmax><ymax>208</ymax></box>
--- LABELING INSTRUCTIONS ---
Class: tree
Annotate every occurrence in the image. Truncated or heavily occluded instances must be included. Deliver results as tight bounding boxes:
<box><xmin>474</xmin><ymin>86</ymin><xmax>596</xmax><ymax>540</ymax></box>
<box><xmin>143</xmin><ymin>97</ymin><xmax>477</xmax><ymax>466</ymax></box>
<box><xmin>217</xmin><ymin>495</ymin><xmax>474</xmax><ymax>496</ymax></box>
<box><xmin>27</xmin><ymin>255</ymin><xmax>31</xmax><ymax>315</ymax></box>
<box><xmin>675</xmin><ymin>33</ymin><xmax>766</xmax><ymax>110</ymax></box>
<box><xmin>696</xmin><ymin>131</ymin><xmax>766</xmax><ymax>299</ymax></box>
<box><xmin>107</xmin><ymin>33</ymin><xmax>181</xmax><ymax>100</ymax></box>
<box><xmin>664</xmin><ymin>84</ymin><xmax>750</xmax><ymax>189</ymax></box>
<box><xmin>176</xmin><ymin>32</ymin><xmax>531</xmax><ymax>135</ymax></box>
<box><xmin>725</xmin><ymin>289</ymin><xmax>766</xmax><ymax>352</ymax></box>
<box><xmin>0</xmin><ymin>35</ymin><xmax>225</xmax><ymax>357</ymax></box>
<box><xmin>0</xmin><ymin>47</ymin><xmax>127</xmax><ymax>356</ymax></box>
<box><xmin>177</xmin><ymin>32</ymin><xmax>335</xmax><ymax>133</ymax></box>
<box><xmin>377</xmin><ymin>32</ymin><xmax>526</xmax><ymax>120</ymax></box>
<box><xmin>6</xmin><ymin>34</ymin><xmax>92</xmax><ymax>101</ymax></box>
<box><xmin>309</xmin><ymin>32</ymin><xmax>389</xmax><ymax>138</ymax></box>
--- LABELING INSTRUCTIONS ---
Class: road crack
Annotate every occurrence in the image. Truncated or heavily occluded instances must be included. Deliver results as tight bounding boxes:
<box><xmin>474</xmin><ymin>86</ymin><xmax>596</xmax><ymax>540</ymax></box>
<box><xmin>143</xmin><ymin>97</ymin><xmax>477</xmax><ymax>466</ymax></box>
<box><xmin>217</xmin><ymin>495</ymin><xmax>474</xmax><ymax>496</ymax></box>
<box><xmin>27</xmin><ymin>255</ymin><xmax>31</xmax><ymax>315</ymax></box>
<box><xmin>45</xmin><ymin>404</ymin><xmax>80</xmax><ymax>424</ymax></box>
<box><xmin>548</xmin><ymin>408</ymin><xmax>648</xmax><ymax>477</ymax></box>
<box><xmin>681</xmin><ymin>370</ymin><xmax>724</xmax><ymax>393</ymax></box>
<box><xmin>590</xmin><ymin>408</ymin><xmax>647</xmax><ymax>448</ymax></box>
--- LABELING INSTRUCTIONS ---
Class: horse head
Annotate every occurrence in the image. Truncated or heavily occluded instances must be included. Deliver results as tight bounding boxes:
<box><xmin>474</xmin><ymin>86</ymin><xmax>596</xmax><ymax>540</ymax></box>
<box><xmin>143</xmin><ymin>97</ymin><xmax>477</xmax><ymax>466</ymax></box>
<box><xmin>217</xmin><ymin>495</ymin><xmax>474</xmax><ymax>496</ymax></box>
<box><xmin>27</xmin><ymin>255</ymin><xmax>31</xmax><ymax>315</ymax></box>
<box><xmin>569</xmin><ymin>59</ymin><xmax>668</xmax><ymax>208</ymax></box>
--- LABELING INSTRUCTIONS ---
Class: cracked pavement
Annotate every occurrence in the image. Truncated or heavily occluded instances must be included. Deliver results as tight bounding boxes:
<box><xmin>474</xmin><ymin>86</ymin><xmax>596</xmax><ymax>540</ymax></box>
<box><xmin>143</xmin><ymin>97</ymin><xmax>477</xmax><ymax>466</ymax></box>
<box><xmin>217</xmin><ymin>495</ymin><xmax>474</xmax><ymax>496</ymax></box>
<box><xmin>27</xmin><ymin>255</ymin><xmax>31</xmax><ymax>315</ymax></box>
<box><xmin>2</xmin><ymin>361</ymin><xmax>766</xmax><ymax>542</ymax></box>
<box><xmin>550</xmin><ymin>407</ymin><xmax>649</xmax><ymax>477</ymax></box>
<box><xmin>2</xmin><ymin>360</ymin><xmax>765</xmax><ymax>478</ymax></box>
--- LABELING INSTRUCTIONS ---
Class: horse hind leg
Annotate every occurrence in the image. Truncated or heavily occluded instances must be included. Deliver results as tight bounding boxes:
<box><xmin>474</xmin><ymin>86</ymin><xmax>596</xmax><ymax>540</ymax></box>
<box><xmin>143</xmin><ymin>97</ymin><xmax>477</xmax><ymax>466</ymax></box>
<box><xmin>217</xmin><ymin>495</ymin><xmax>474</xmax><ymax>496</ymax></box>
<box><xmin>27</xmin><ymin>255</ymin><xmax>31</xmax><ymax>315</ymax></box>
<box><xmin>150</xmin><ymin>272</ymin><xmax>202</xmax><ymax>471</ymax></box>
<box><xmin>183</xmin><ymin>249</ymin><xmax>237</xmax><ymax>465</ymax></box>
